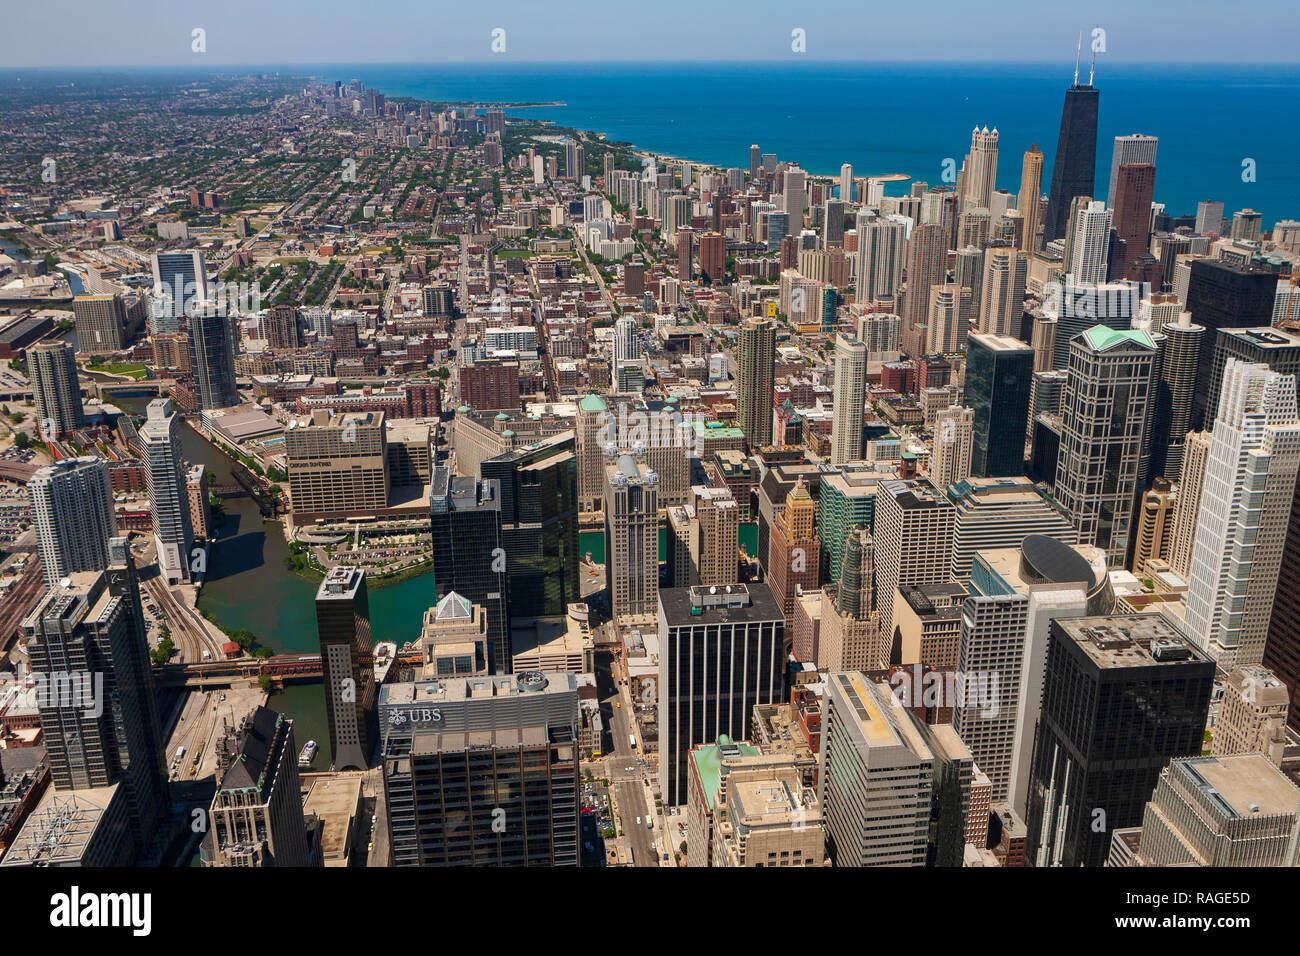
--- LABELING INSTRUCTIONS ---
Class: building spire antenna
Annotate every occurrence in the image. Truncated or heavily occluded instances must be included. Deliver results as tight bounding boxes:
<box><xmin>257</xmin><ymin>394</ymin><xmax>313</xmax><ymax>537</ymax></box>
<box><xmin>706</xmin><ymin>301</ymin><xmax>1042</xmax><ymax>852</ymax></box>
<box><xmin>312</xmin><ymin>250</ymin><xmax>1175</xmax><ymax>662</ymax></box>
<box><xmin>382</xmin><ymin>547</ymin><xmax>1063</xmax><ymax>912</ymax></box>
<box><xmin>1073</xmin><ymin>32</ymin><xmax>1082</xmax><ymax>86</ymax></box>
<box><xmin>1089</xmin><ymin>39</ymin><xmax>1096</xmax><ymax>86</ymax></box>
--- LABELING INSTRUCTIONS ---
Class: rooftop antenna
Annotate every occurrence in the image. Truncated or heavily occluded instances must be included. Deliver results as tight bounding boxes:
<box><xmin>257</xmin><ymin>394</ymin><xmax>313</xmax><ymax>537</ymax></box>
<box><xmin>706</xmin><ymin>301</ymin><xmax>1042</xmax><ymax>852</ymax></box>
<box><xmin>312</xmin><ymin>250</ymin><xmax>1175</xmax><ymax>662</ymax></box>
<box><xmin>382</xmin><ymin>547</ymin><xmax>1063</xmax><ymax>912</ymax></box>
<box><xmin>1089</xmin><ymin>36</ymin><xmax>1096</xmax><ymax>86</ymax></box>
<box><xmin>1073</xmin><ymin>32</ymin><xmax>1082</xmax><ymax>86</ymax></box>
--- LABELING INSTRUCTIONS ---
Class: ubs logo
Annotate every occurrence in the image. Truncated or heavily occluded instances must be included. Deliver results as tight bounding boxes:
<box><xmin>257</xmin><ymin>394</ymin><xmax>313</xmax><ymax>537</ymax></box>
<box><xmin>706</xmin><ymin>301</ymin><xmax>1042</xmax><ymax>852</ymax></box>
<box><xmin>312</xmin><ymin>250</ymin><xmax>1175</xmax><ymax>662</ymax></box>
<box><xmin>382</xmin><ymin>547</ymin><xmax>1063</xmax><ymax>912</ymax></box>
<box><xmin>387</xmin><ymin>708</ymin><xmax>442</xmax><ymax>726</ymax></box>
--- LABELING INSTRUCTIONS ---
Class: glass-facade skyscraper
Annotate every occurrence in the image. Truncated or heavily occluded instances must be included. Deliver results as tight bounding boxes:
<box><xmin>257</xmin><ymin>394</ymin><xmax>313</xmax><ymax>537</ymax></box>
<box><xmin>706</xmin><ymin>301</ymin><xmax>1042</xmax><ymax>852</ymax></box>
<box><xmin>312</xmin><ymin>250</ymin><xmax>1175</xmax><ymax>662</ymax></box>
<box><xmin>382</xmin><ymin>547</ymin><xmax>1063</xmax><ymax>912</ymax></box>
<box><xmin>966</xmin><ymin>333</ymin><xmax>1034</xmax><ymax>478</ymax></box>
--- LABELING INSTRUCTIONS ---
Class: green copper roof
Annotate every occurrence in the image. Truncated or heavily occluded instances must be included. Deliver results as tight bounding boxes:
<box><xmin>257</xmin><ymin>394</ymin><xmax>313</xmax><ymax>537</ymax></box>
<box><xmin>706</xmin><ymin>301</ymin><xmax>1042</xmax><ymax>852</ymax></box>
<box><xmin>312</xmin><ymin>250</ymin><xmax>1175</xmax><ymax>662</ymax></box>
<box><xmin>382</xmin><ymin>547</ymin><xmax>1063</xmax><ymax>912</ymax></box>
<box><xmin>1082</xmin><ymin>326</ymin><xmax>1155</xmax><ymax>351</ymax></box>
<box><xmin>579</xmin><ymin>394</ymin><xmax>608</xmax><ymax>412</ymax></box>
<box><xmin>690</xmin><ymin>736</ymin><xmax>759</xmax><ymax>811</ymax></box>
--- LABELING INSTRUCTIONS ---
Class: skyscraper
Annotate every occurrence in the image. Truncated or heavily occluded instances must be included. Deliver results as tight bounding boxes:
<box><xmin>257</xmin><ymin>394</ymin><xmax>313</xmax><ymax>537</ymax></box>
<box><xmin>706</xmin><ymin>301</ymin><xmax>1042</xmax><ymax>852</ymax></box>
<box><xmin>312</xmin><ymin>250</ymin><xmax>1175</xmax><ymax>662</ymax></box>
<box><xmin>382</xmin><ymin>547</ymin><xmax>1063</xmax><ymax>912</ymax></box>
<box><xmin>659</xmin><ymin>584</ymin><xmax>785</xmax><ymax>806</ymax></box>
<box><xmin>72</xmin><ymin>293</ymin><xmax>133</xmax><ymax>354</ymax></box>
<box><xmin>855</xmin><ymin>215</ymin><xmax>907</xmax><ymax>304</ymax></box>
<box><xmin>978</xmin><ymin>246</ymin><xmax>1027</xmax><ymax>337</ymax></box>
<box><xmin>314</xmin><ymin>566</ymin><xmax>378</xmax><ymax>771</ymax></box>
<box><xmin>189</xmin><ymin>309</ymin><xmax>238</xmax><ymax>410</ymax></box>
<box><xmin>1146</xmin><ymin>314</ymin><xmax>1203</xmax><ymax>481</ymax></box>
<box><xmin>962</xmin><ymin>126</ymin><xmax>999</xmax><ymax>211</ymax></box>
<box><xmin>1055</xmin><ymin>327</ymin><xmax>1157</xmax><ymax>566</ymax></box>
<box><xmin>380</xmin><ymin>671</ymin><xmax>580</xmax><ymax>866</ymax></box>
<box><xmin>1185</xmin><ymin>259</ymin><xmax>1279</xmax><ymax>430</ymax></box>
<box><xmin>1025</xmin><ymin>615</ymin><xmax>1213</xmax><ymax>868</ymax></box>
<box><xmin>1017</xmin><ymin>145</ymin><xmax>1044</xmax><ymax>253</ymax></box>
<box><xmin>28</xmin><ymin>456</ymin><xmax>115</xmax><ymax>587</ymax></box>
<box><xmin>1109</xmin><ymin>163</ymin><xmax>1156</xmax><ymax>280</ymax></box>
<box><xmin>1183</xmin><ymin>361</ymin><xmax>1300</xmax><ymax>669</ymax></box>
<box><xmin>819</xmin><ymin>672</ymin><xmax>934</xmax><ymax>866</ymax></box>
<box><xmin>902</xmin><ymin>224</ymin><xmax>948</xmax><ymax>355</ymax></box>
<box><xmin>28</xmin><ymin>340</ymin><xmax>83</xmax><ymax>438</ymax></box>
<box><xmin>1105</xmin><ymin>134</ymin><xmax>1158</xmax><ymax>208</ymax></box>
<box><xmin>965</xmin><ymin>333</ymin><xmax>1034</xmax><ymax>478</ymax></box>
<box><xmin>1042</xmin><ymin>60</ymin><xmax>1100</xmax><ymax>244</ymax></box>
<box><xmin>604</xmin><ymin>454</ymin><xmax>659</xmax><ymax>623</ymax></box>
<box><xmin>930</xmin><ymin>405</ymin><xmax>974</xmax><ymax>490</ymax></box>
<box><xmin>766</xmin><ymin>476</ymin><xmax>819</xmax><ymax>638</ymax></box>
<box><xmin>481</xmin><ymin>431</ymin><xmax>579</xmax><ymax>625</ymax></box>
<box><xmin>1063</xmin><ymin>199</ymin><xmax>1112</xmax><ymax>285</ymax></box>
<box><xmin>830</xmin><ymin>334</ymin><xmax>867</xmax><ymax>464</ymax></box>
<box><xmin>151</xmin><ymin>249</ymin><xmax>210</xmax><ymax>324</ymax></box>
<box><xmin>21</xmin><ymin>541</ymin><xmax>169</xmax><ymax>862</ymax></box>
<box><xmin>140</xmin><ymin>398</ymin><xmax>195</xmax><ymax>585</ymax></box>
<box><xmin>874</xmin><ymin>479</ymin><xmax>956</xmax><ymax>653</ymax></box>
<box><xmin>736</xmin><ymin>318</ymin><xmax>775</xmax><ymax>449</ymax></box>
<box><xmin>428</xmin><ymin>468</ymin><xmax>508</xmax><ymax>671</ymax></box>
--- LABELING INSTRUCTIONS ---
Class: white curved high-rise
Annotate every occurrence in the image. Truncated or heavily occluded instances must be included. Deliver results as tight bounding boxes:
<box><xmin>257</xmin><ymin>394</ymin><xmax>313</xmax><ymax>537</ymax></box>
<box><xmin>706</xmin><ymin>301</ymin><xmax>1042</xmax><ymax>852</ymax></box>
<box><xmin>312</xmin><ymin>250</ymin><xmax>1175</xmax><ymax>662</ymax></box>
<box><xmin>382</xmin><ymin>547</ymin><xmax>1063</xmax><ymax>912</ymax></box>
<box><xmin>28</xmin><ymin>456</ymin><xmax>115</xmax><ymax>587</ymax></box>
<box><xmin>830</xmin><ymin>334</ymin><xmax>867</xmax><ymax>465</ymax></box>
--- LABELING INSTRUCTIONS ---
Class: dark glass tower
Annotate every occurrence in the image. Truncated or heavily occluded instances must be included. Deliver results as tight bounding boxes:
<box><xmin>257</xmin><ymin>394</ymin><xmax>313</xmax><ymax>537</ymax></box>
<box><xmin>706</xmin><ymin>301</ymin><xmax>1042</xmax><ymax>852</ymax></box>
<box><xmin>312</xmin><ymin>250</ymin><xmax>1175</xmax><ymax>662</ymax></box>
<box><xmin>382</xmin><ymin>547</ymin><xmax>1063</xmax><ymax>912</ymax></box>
<box><xmin>428</xmin><ymin>467</ymin><xmax>508</xmax><ymax>672</ymax></box>
<box><xmin>480</xmin><ymin>432</ymin><xmax>579</xmax><ymax>626</ymax></box>
<box><xmin>188</xmin><ymin>309</ymin><xmax>238</xmax><ymax>410</ymax></box>
<box><xmin>966</xmin><ymin>333</ymin><xmax>1034</xmax><ymax>477</ymax></box>
<box><xmin>315</xmin><ymin>566</ymin><xmax>378</xmax><ymax>771</ymax></box>
<box><xmin>1042</xmin><ymin>75</ymin><xmax>1099</xmax><ymax>244</ymax></box>
<box><xmin>1185</xmin><ymin>260</ymin><xmax>1279</xmax><ymax>430</ymax></box>
<box><xmin>1025</xmin><ymin>616</ymin><xmax>1213</xmax><ymax>868</ymax></box>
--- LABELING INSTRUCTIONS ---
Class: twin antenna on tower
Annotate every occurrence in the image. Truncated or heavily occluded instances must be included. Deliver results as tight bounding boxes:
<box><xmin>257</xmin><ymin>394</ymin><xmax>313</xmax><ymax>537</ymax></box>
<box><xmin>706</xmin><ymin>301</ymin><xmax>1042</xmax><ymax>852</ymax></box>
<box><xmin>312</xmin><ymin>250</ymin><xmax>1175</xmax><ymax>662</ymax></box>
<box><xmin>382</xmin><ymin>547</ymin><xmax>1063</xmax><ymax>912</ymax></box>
<box><xmin>1073</xmin><ymin>30</ymin><xmax>1097</xmax><ymax>87</ymax></box>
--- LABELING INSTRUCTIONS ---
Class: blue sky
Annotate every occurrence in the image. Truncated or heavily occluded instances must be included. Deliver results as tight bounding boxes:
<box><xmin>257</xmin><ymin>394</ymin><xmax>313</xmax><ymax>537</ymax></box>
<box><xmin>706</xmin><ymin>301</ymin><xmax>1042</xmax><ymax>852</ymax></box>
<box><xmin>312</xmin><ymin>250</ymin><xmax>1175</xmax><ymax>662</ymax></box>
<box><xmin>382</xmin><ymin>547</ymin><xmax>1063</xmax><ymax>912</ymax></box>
<box><xmin>2</xmin><ymin>0</ymin><xmax>1298</xmax><ymax>67</ymax></box>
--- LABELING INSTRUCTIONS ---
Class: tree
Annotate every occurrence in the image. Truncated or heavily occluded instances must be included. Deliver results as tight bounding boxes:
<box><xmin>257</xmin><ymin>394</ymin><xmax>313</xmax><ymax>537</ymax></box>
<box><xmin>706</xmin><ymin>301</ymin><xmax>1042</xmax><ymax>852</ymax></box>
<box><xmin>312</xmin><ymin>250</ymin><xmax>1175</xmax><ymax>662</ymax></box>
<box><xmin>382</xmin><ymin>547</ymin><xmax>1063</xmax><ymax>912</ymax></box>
<box><xmin>258</xmin><ymin>673</ymin><xmax>273</xmax><ymax>692</ymax></box>
<box><xmin>13</xmin><ymin>432</ymin><xmax>30</xmax><ymax>449</ymax></box>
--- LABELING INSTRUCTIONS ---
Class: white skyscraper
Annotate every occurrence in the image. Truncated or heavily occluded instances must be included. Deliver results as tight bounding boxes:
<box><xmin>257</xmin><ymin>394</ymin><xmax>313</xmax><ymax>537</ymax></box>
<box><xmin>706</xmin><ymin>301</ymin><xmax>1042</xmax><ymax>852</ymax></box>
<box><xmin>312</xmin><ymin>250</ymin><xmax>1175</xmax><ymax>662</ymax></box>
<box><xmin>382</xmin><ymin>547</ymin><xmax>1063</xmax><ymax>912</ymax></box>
<box><xmin>830</xmin><ymin>334</ymin><xmax>867</xmax><ymax>465</ymax></box>
<box><xmin>1183</xmin><ymin>361</ymin><xmax>1300</xmax><ymax>669</ymax></box>
<box><xmin>978</xmin><ymin>246</ymin><xmax>1028</xmax><ymax>336</ymax></box>
<box><xmin>839</xmin><ymin>163</ymin><xmax>853</xmax><ymax>202</ymax></box>
<box><xmin>1106</xmin><ymin>134</ymin><xmax>1159</xmax><ymax>208</ymax></box>
<box><xmin>783</xmin><ymin>166</ymin><xmax>806</xmax><ymax>227</ymax></box>
<box><xmin>1065</xmin><ymin>200</ymin><xmax>1113</xmax><ymax>285</ymax></box>
<box><xmin>855</xmin><ymin>214</ymin><xmax>908</xmax><ymax>304</ymax></box>
<box><xmin>28</xmin><ymin>456</ymin><xmax>115</xmax><ymax>587</ymax></box>
<box><xmin>963</xmin><ymin>126</ymin><xmax>999</xmax><ymax>211</ymax></box>
<box><xmin>930</xmin><ymin>405</ymin><xmax>974</xmax><ymax>490</ymax></box>
<box><xmin>141</xmin><ymin>398</ymin><xmax>196</xmax><ymax>585</ymax></box>
<box><xmin>613</xmin><ymin>314</ymin><xmax>641</xmax><ymax>365</ymax></box>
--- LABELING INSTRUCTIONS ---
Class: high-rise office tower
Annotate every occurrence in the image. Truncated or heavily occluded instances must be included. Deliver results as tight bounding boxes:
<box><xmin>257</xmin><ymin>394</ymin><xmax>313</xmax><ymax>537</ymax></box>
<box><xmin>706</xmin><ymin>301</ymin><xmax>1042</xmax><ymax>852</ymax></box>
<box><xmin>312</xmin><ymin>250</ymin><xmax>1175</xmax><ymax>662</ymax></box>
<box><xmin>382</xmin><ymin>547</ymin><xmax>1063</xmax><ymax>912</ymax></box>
<box><xmin>966</xmin><ymin>333</ymin><xmax>1034</xmax><ymax>478</ymax></box>
<box><xmin>947</xmin><ymin>477</ymin><xmax>1079</xmax><ymax>582</ymax></box>
<box><xmin>902</xmin><ymin>224</ymin><xmax>948</xmax><ymax>354</ymax></box>
<box><xmin>1046</xmin><ymin>278</ymin><xmax>1140</xmax><ymax>371</ymax></box>
<box><xmin>749</xmin><ymin>144</ymin><xmax>761</xmax><ymax>181</ymax></box>
<box><xmin>1183</xmin><ymin>362</ymin><xmax>1300</xmax><ymax>669</ymax></box>
<box><xmin>783</xmin><ymin>166</ymin><xmax>806</xmax><ymax>226</ymax></box>
<box><xmin>820</xmin><ymin>672</ymin><xmax>934</xmax><ymax>866</ymax></box>
<box><xmin>1131</xmin><ymin>478</ymin><xmax>1177</xmax><ymax>573</ymax></box>
<box><xmin>604</xmin><ymin>454</ymin><xmax>659</xmax><ymax>623</ymax></box>
<box><xmin>1105</xmin><ymin>134</ymin><xmax>1158</xmax><ymax>208</ymax></box>
<box><xmin>613</xmin><ymin>314</ymin><xmax>640</xmax><ymax>364</ymax></box>
<box><xmin>28</xmin><ymin>339</ymin><xmax>83</xmax><ymax>438</ymax></box>
<box><xmin>1204</xmin><ymin>326</ymin><xmax>1300</xmax><ymax>431</ymax></box>
<box><xmin>1063</xmin><ymin>199</ymin><xmax>1112</xmax><ymax>285</ymax></box>
<box><xmin>925</xmin><ymin>283</ymin><xmax>973</xmax><ymax>354</ymax></box>
<box><xmin>72</xmin><ymin>292</ymin><xmax>132</xmax><ymax>354</ymax></box>
<box><xmin>767</xmin><ymin>476</ymin><xmax>820</xmax><ymax>637</ymax></box>
<box><xmin>855</xmin><ymin>215</ymin><xmax>907</xmax><ymax>304</ymax></box>
<box><xmin>1212</xmin><ymin>665</ymin><xmax>1290</xmax><ymax>762</ymax></box>
<box><xmin>695</xmin><ymin>485</ymin><xmax>739</xmax><ymax>587</ymax></box>
<box><xmin>930</xmin><ymin>405</ymin><xmax>974</xmax><ymax>490</ymax></box>
<box><xmin>736</xmin><ymin>318</ymin><xmax>776</xmax><ymax>449</ymax></box>
<box><xmin>285</xmin><ymin>410</ymin><xmax>388</xmax><ymax>520</ymax></box>
<box><xmin>189</xmin><ymin>309</ymin><xmax>238</xmax><ymax>410</ymax></box>
<box><xmin>1146</xmin><ymin>314</ymin><xmax>1204</xmax><ymax>481</ymax></box>
<box><xmin>315</xmin><ymin>566</ymin><xmax>378</xmax><ymax>771</ymax></box>
<box><xmin>830</xmin><ymin>334</ymin><xmax>867</xmax><ymax>464</ymax></box>
<box><xmin>1055</xmin><ymin>327</ymin><xmax>1157</xmax><ymax>566</ymax></box>
<box><xmin>1025</xmin><ymin>615</ymin><xmax>1214</xmax><ymax>868</ymax></box>
<box><xmin>21</xmin><ymin>541</ymin><xmax>169</xmax><ymax>862</ymax></box>
<box><xmin>1042</xmin><ymin>58</ymin><xmax>1100</xmax><ymax>244</ymax></box>
<box><xmin>380</xmin><ymin>671</ymin><xmax>580</xmax><ymax>866</ymax></box>
<box><xmin>575</xmin><ymin>394</ymin><xmax>608</xmax><ymax>513</ymax></box>
<box><xmin>1185</xmin><ymin>259</ymin><xmax>1279</xmax><ymax>430</ymax></box>
<box><xmin>659</xmin><ymin>583</ymin><xmax>785</xmax><ymax>806</ymax></box>
<box><xmin>1131</xmin><ymin>753</ymin><xmax>1300</xmax><ymax>867</ymax></box>
<box><xmin>1109</xmin><ymin>163</ymin><xmax>1156</xmax><ymax>280</ymax></box>
<box><xmin>140</xmin><ymin>398</ymin><xmax>195</xmax><ymax>585</ymax></box>
<box><xmin>819</xmin><ymin>527</ymin><xmax>882</xmax><ymax>670</ymax></box>
<box><xmin>962</xmin><ymin>126</ymin><xmax>999</xmax><ymax>211</ymax></box>
<box><xmin>978</xmin><ymin>246</ymin><xmax>1028</xmax><ymax>336</ymax></box>
<box><xmin>1017</xmin><ymin>145</ymin><xmax>1044</xmax><ymax>252</ymax></box>
<box><xmin>428</xmin><ymin>468</ymin><xmax>507</xmax><ymax>672</ymax></box>
<box><xmin>204</xmin><ymin>706</ymin><xmax>312</xmax><ymax>867</ymax></box>
<box><xmin>1231</xmin><ymin>209</ymin><xmax>1263</xmax><ymax>242</ymax></box>
<box><xmin>28</xmin><ymin>456</ymin><xmax>115</xmax><ymax>587</ymax></box>
<box><xmin>481</xmin><ymin>432</ymin><xmax>579</xmax><ymax>625</ymax></box>
<box><xmin>1195</xmin><ymin>200</ymin><xmax>1225</xmax><ymax>236</ymax></box>
<box><xmin>151</xmin><ymin>249</ymin><xmax>210</xmax><ymax>324</ymax></box>
<box><xmin>1167</xmin><ymin>429</ymin><xmax>1212</xmax><ymax>579</ymax></box>
<box><xmin>839</xmin><ymin>163</ymin><xmax>854</xmax><ymax>202</ymax></box>
<box><xmin>874</xmin><ymin>479</ymin><xmax>956</xmax><ymax>652</ymax></box>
